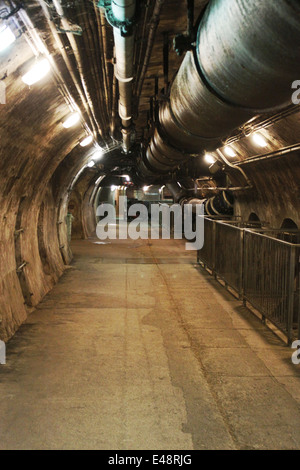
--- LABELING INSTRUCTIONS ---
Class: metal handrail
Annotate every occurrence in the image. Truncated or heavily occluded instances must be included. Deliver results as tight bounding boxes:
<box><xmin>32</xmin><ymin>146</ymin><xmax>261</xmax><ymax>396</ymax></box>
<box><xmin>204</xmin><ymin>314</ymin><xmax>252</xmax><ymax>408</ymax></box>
<box><xmin>197</xmin><ymin>218</ymin><xmax>300</xmax><ymax>344</ymax></box>
<box><xmin>244</xmin><ymin>228</ymin><xmax>300</xmax><ymax>248</ymax></box>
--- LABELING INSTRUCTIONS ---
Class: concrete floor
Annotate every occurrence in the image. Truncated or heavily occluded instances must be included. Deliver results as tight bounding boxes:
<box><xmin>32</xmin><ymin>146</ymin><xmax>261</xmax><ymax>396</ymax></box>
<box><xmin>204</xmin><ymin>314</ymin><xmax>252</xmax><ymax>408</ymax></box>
<box><xmin>1</xmin><ymin>235</ymin><xmax>300</xmax><ymax>450</ymax></box>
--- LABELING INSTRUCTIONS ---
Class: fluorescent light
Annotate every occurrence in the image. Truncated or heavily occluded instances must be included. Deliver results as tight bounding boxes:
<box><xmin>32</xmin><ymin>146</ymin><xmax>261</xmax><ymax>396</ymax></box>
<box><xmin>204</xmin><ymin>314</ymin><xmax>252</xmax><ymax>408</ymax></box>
<box><xmin>93</xmin><ymin>149</ymin><xmax>103</xmax><ymax>160</ymax></box>
<box><xmin>87</xmin><ymin>160</ymin><xmax>95</xmax><ymax>168</ymax></box>
<box><xmin>204</xmin><ymin>153</ymin><xmax>216</xmax><ymax>164</ymax></box>
<box><xmin>143</xmin><ymin>186</ymin><xmax>149</xmax><ymax>192</ymax></box>
<box><xmin>22</xmin><ymin>58</ymin><xmax>51</xmax><ymax>85</ymax></box>
<box><xmin>111</xmin><ymin>185</ymin><xmax>117</xmax><ymax>191</ymax></box>
<box><xmin>80</xmin><ymin>135</ymin><xmax>93</xmax><ymax>147</ymax></box>
<box><xmin>252</xmin><ymin>133</ymin><xmax>268</xmax><ymax>148</ymax></box>
<box><xmin>123</xmin><ymin>175</ymin><xmax>130</xmax><ymax>182</ymax></box>
<box><xmin>63</xmin><ymin>113</ymin><xmax>80</xmax><ymax>128</ymax></box>
<box><xmin>0</xmin><ymin>26</ymin><xmax>16</xmax><ymax>52</ymax></box>
<box><xmin>224</xmin><ymin>146</ymin><xmax>236</xmax><ymax>158</ymax></box>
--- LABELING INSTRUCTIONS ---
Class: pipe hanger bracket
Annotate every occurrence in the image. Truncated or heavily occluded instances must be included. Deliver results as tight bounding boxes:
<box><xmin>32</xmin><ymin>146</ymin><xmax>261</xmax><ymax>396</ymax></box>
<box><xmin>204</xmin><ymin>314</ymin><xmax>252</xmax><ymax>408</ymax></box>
<box><xmin>98</xmin><ymin>0</ymin><xmax>135</xmax><ymax>36</ymax></box>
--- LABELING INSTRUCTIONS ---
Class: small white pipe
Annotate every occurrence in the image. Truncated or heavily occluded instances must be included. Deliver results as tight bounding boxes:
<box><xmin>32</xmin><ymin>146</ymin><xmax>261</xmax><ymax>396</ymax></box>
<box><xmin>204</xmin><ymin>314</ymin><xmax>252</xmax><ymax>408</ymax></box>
<box><xmin>111</xmin><ymin>0</ymin><xmax>135</xmax><ymax>22</ymax></box>
<box><xmin>110</xmin><ymin>0</ymin><xmax>136</xmax><ymax>152</ymax></box>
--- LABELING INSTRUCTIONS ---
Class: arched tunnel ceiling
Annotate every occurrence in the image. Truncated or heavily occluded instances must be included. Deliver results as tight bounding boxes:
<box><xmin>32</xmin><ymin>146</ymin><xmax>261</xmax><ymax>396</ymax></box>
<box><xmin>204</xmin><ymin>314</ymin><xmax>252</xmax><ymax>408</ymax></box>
<box><xmin>0</xmin><ymin>0</ymin><xmax>211</xmax><ymax>208</ymax></box>
<box><xmin>1</xmin><ymin>0</ymin><xmax>300</xmax><ymax>198</ymax></box>
<box><xmin>0</xmin><ymin>0</ymin><xmax>208</xmax><ymax>197</ymax></box>
<box><xmin>0</xmin><ymin>0</ymin><xmax>300</xmax><ymax>342</ymax></box>
<box><xmin>0</xmin><ymin>1</ymin><xmax>299</xmax><ymax>229</ymax></box>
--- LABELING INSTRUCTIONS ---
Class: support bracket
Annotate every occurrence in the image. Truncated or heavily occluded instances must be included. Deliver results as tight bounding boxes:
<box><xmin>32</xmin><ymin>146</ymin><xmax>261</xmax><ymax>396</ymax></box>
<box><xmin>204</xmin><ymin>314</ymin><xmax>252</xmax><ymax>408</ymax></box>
<box><xmin>98</xmin><ymin>0</ymin><xmax>135</xmax><ymax>36</ymax></box>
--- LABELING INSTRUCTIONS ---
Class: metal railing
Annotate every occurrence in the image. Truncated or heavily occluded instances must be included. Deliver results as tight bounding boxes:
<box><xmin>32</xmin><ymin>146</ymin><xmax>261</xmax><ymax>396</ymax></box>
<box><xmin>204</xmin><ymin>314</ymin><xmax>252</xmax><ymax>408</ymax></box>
<box><xmin>197</xmin><ymin>217</ymin><xmax>300</xmax><ymax>344</ymax></box>
<box><xmin>197</xmin><ymin>216</ymin><xmax>215</xmax><ymax>270</ymax></box>
<box><xmin>214</xmin><ymin>222</ymin><xmax>244</xmax><ymax>295</ymax></box>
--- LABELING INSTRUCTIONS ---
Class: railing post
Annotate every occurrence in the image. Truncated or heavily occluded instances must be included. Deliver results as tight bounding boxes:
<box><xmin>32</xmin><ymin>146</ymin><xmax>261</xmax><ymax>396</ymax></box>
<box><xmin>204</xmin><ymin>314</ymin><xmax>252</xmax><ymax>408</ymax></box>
<box><xmin>212</xmin><ymin>220</ymin><xmax>216</xmax><ymax>277</ymax></box>
<box><xmin>242</xmin><ymin>230</ymin><xmax>247</xmax><ymax>306</ymax></box>
<box><xmin>297</xmin><ymin>246</ymin><xmax>300</xmax><ymax>342</ymax></box>
<box><xmin>239</xmin><ymin>228</ymin><xmax>244</xmax><ymax>300</ymax></box>
<box><xmin>287</xmin><ymin>245</ymin><xmax>296</xmax><ymax>346</ymax></box>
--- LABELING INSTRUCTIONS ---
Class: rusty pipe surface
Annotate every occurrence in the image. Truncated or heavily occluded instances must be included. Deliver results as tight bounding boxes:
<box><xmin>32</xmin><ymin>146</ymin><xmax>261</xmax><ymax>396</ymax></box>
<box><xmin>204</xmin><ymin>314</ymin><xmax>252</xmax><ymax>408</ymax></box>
<box><xmin>139</xmin><ymin>0</ymin><xmax>300</xmax><ymax>177</ymax></box>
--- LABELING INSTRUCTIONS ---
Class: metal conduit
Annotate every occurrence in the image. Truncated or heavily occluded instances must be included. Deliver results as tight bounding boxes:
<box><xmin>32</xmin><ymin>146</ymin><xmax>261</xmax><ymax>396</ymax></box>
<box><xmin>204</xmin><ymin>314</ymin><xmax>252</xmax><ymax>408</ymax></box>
<box><xmin>135</xmin><ymin>0</ymin><xmax>165</xmax><ymax>100</ymax></box>
<box><xmin>101</xmin><ymin>0</ymin><xmax>136</xmax><ymax>153</ymax></box>
<box><xmin>52</xmin><ymin>0</ymin><xmax>102</xmax><ymax>137</ymax></box>
<box><xmin>139</xmin><ymin>0</ymin><xmax>300</xmax><ymax>177</ymax></box>
<box><xmin>38</xmin><ymin>0</ymin><xmax>98</xmax><ymax>136</ymax></box>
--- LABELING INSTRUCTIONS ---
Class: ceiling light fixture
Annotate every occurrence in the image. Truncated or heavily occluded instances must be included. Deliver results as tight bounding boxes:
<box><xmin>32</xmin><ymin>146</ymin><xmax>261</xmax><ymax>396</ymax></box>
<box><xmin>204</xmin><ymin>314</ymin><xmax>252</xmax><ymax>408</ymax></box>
<box><xmin>252</xmin><ymin>133</ymin><xmax>268</xmax><ymax>148</ymax></box>
<box><xmin>0</xmin><ymin>26</ymin><xmax>16</xmax><ymax>52</ymax></box>
<box><xmin>21</xmin><ymin>58</ymin><xmax>51</xmax><ymax>85</ymax></box>
<box><xmin>224</xmin><ymin>146</ymin><xmax>236</xmax><ymax>158</ymax></box>
<box><xmin>62</xmin><ymin>113</ymin><xmax>80</xmax><ymax>129</ymax></box>
<box><xmin>204</xmin><ymin>153</ymin><xmax>216</xmax><ymax>164</ymax></box>
<box><xmin>93</xmin><ymin>149</ymin><xmax>103</xmax><ymax>160</ymax></box>
<box><xmin>87</xmin><ymin>160</ymin><xmax>95</xmax><ymax>168</ymax></box>
<box><xmin>80</xmin><ymin>135</ymin><xmax>93</xmax><ymax>147</ymax></box>
<box><xmin>143</xmin><ymin>186</ymin><xmax>149</xmax><ymax>192</ymax></box>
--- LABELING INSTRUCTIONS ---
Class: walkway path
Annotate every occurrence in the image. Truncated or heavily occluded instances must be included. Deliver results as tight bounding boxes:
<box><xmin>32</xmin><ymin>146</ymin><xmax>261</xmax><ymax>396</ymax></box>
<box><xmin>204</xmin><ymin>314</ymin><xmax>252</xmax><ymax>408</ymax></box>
<box><xmin>1</xmin><ymin>237</ymin><xmax>300</xmax><ymax>449</ymax></box>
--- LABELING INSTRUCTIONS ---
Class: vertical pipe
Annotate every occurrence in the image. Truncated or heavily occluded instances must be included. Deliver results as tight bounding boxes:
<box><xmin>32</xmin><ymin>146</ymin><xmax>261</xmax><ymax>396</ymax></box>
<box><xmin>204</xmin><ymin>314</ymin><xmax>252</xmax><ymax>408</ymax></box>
<box><xmin>110</xmin><ymin>0</ymin><xmax>136</xmax><ymax>152</ymax></box>
<box><xmin>135</xmin><ymin>0</ymin><xmax>165</xmax><ymax>99</ymax></box>
<box><xmin>134</xmin><ymin>0</ymin><xmax>151</xmax><ymax>94</ymax></box>
<box><xmin>163</xmin><ymin>32</ymin><xmax>169</xmax><ymax>94</ymax></box>
<box><xmin>287</xmin><ymin>246</ymin><xmax>296</xmax><ymax>346</ymax></box>
<box><xmin>187</xmin><ymin>0</ymin><xmax>194</xmax><ymax>37</ymax></box>
<box><xmin>111</xmin><ymin>71</ymin><xmax>118</xmax><ymax>138</ymax></box>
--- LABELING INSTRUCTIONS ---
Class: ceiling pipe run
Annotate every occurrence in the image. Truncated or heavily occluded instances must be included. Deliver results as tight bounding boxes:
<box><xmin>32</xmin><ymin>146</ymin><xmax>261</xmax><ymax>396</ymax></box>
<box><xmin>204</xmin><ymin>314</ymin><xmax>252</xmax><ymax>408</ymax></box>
<box><xmin>166</xmin><ymin>182</ymin><xmax>233</xmax><ymax>216</ymax></box>
<box><xmin>38</xmin><ymin>0</ymin><xmax>98</xmax><ymax>136</ymax></box>
<box><xmin>51</xmin><ymin>0</ymin><xmax>102</xmax><ymax>138</ymax></box>
<box><xmin>138</xmin><ymin>0</ymin><xmax>300</xmax><ymax>177</ymax></box>
<box><xmin>99</xmin><ymin>0</ymin><xmax>136</xmax><ymax>153</ymax></box>
<box><xmin>135</xmin><ymin>0</ymin><xmax>165</xmax><ymax>100</ymax></box>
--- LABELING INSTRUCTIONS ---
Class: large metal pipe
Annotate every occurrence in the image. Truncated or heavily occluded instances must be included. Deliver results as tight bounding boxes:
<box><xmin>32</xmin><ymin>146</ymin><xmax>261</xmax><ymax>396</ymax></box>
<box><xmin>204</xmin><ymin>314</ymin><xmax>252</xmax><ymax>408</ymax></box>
<box><xmin>166</xmin><ymin>182</ymin><xmax>233</xmax><ymax>216</ymax></box>
<box><xmin>204</xmin><ymin>191</ymin><xmax>234</xmax><ymax>217</ymax></box>
<box><xmin>139</xmin><ymin>0</ymin><xmax>300</xmax><ymax>177</ymax></box>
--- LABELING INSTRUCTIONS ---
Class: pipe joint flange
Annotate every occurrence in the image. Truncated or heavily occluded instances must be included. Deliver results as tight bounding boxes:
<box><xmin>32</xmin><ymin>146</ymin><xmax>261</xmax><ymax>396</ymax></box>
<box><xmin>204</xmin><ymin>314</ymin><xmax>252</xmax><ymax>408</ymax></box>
<box><xmin>156</xmin><ymin>122</ymin><xmax>191</xmax><ymax>159</ymax></box>
<box><xmin>121</xmin><ymin>124</ymin><xmax>134</xmax><ymax>135</ymax></box>
<box><xmin>114</xmin><ymin>72</ymin><xmax>134</xmax><ymax>83</ymax></box>
<box><xmin>98</xmin><ymin>0</ymin><xmax>135</xmax><ymax>36</ymax></box>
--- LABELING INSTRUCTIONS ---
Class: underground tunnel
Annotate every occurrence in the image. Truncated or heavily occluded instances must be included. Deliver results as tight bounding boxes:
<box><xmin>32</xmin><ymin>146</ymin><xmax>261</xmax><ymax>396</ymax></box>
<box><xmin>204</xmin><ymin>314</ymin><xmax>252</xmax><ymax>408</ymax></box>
<box><xmin>1</xmin><ymin>0</ymin><xmax>300</xmax><ymax>451</ymax></box>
